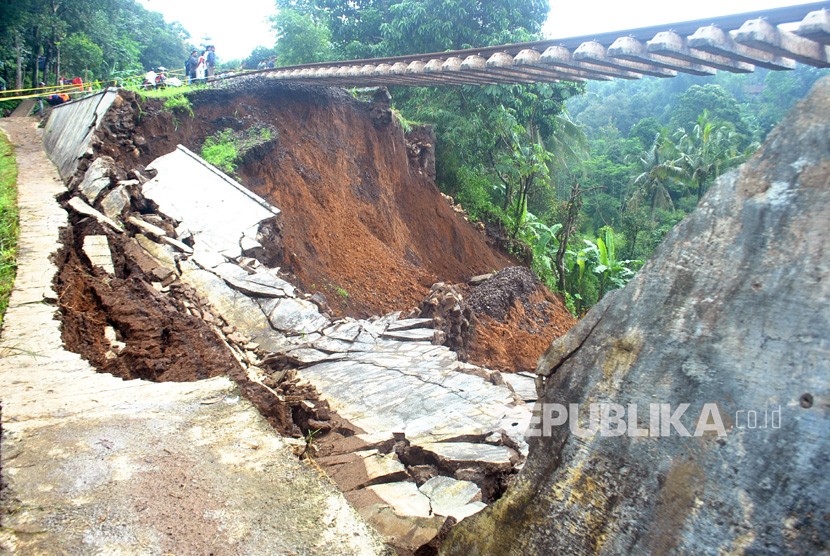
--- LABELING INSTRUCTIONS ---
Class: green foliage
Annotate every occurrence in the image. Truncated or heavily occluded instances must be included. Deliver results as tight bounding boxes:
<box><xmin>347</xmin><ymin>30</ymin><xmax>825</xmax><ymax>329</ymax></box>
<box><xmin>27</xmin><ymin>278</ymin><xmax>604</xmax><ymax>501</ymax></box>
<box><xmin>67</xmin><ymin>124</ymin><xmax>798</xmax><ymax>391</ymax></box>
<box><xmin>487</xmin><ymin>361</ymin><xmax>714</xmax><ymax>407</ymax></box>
<box><xmin>0</xmin><ymin>133</ymin><xmax>19</xmax><ymax>329</ymax></box>
<box><xmin>201</xmin><ymin>126</ymin><xmax>275</xmax><ymax>174</ymax></box>
<box><xmin>274</xmin><ymin>0</ymin><xmax>548</xmax><ymax>60</ymax></box>
<box><xmin>243</xmin><ymin>46</ymin><xmax>276</xmax><ymax>69</ymax></box>
<box><xmin>202</xmin><ymin>129</ymin><xmax>239</xmax><ymax>173</ymax></box>
<box><xmin>454</xmin><ymin>166</ymin><xmax>500</xmax><ymax>222</ymax></box>
<box><xmin>161</xmin><ymin>93</ymin><xmax>194</xmax><ymax>116</ymax></box>
<box><xmin>0</xmin><ymin>0</ymin><xmax>192</xmax><ymax>88</ymax></box>
<box><xmin>585</xmin><ymin>226</ymin><xmax>642</xmax><ymax>298</ymax></box>
<box><xmin>671</xmin><ymin>84</ymin><xmax>751</xmax><ymax>142</ymax></box>
<box><xmin>675</xmin><ymin>111</ymin><xmax>749</xmax><ymax>200</ymax></box>
<box><xmin>391</xmin><ymin>107</ymin><xmax>420</xmax><ymax>133</ymax></box>
<box><xmin>270</xmin><ymin>8</ymin><xmax>334</xmax><ymax>65</ymax></box>
<box><xmin>61</xmin><ymin>32</ymin><xmax>104</xmax><ymax>80</ymax></box>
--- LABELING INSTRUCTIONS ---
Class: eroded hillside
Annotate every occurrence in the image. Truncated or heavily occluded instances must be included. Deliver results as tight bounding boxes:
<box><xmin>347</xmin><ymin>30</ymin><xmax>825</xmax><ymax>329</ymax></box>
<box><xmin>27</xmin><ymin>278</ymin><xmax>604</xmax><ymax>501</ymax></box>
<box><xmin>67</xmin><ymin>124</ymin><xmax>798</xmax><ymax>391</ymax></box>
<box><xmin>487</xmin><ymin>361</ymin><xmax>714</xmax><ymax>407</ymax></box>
<box><xmin>94</xmin><ymin>79</ymin><xmax>513</xmax><ymax>318</ymax></box>
<box><xmin>86</xmin><ymin>77</ymin><xmax>575</xmax><ymax>372</ymax></box>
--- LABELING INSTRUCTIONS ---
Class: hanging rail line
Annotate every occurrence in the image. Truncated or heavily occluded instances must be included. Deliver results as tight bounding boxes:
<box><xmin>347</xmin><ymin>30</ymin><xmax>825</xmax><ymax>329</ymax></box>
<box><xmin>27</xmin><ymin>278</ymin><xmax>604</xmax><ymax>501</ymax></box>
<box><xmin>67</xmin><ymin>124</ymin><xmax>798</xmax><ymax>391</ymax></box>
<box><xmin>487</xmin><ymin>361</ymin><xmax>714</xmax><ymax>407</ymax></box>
<box><xmin>254</xmin><ymin>2</ymin><xmax>830</xmax><ymax>87</ymax></box>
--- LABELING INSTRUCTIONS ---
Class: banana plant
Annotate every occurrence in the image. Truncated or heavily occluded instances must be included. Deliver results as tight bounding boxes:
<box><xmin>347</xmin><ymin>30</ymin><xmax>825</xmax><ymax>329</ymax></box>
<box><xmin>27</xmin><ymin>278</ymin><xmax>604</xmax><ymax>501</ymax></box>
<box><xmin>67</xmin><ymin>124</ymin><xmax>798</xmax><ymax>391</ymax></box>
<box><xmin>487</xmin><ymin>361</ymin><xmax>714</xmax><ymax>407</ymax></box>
<box><xmin>585</xmin><ymin>226</ymin><xmax>643</xmax><ymax>299</ymax></box>
<box><xmin>522</xmin><ymin>216</ymin><xmax>562</xmax><ymax>285</ymax></box>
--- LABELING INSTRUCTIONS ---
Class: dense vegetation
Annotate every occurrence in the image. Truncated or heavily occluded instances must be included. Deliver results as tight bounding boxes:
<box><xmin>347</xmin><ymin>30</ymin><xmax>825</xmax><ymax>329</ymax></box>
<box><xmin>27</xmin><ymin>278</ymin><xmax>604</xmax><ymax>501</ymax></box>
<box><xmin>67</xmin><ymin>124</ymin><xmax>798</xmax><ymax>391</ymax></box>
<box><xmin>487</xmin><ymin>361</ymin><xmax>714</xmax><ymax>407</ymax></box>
<box><xmin>0</xmin><ymin>0</ymin><xmax>192</xmax><ymax>89</ymax></box>
<box><xmin>0</xmin><ymin>132</ymin><xmax>18</xmax><ymax>328</ymax></box>
<box><xmin>266</xmin><ymin>0</ymin><xmax>828</xmax><ymax>314</ymax></box>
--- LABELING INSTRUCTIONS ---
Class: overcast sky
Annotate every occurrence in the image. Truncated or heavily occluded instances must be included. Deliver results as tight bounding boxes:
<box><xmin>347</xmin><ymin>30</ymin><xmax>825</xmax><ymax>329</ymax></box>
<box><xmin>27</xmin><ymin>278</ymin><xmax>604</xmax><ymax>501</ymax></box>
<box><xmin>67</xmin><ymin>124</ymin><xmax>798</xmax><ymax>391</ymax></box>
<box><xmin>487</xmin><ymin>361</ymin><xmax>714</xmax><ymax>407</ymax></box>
<box><xmin>140</xmin><ymin>0</ymin><xmax>812</xmax><ymax>61</ymax></box>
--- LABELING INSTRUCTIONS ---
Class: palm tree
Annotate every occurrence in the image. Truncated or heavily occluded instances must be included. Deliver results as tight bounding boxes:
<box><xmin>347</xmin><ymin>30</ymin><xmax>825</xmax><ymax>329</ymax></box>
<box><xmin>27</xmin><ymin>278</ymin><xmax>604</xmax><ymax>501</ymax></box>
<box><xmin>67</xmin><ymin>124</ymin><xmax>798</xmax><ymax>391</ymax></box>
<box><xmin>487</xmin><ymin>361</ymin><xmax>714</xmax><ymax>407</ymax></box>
<box><xmin>676</xmin><ymin>111</ymin><xmax>747</xmax><ymax>201</ymax></box>
<box><xmin>627</xmin><ymin>133</ymin><xmax>684</xmax><ymax>218</ymax></box>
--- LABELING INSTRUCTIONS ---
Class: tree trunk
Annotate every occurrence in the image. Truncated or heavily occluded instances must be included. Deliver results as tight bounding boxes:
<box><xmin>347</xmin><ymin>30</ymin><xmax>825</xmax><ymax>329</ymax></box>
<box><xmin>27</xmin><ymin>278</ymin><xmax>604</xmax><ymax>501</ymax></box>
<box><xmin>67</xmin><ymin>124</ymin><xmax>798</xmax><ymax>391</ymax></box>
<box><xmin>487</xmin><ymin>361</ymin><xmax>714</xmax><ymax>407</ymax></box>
<box><xmin>55</xmin><ymin>44</ymin><xmax>61</xmax><ymax>85</ymax></box>
<box><xmin>14</xmin><ymin>32</ymin><xmax>23</xmax><ymax>90</ymax></box>
<box><xmin>556</xmin><ymin>182</ymin><xmax>583</xmax><ymax>292</ymax></box>
<box><xmin>31</xmin><ymin>27</ymin><xmax>41</xmax><ymax>87</ymax></box>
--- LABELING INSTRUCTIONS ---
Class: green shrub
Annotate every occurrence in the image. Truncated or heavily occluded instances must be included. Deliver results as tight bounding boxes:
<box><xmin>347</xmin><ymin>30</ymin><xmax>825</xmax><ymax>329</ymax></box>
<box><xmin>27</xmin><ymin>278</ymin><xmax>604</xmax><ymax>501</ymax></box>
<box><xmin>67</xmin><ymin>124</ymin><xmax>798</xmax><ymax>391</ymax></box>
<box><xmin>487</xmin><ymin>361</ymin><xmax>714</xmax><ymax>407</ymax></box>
<box><xmin>200</xmin><ymin>126</ymin><xmax>276</xmax><ymax>175</ymax></box>
<box><xmin>201</xmin><ymin>129</ymin><xmax>239</xmax><ymax>173</ymax></box>
<box><xmin>162</xmin><ymin>93</ymin><xmax>193</xmax><ymax>116</ymax></box>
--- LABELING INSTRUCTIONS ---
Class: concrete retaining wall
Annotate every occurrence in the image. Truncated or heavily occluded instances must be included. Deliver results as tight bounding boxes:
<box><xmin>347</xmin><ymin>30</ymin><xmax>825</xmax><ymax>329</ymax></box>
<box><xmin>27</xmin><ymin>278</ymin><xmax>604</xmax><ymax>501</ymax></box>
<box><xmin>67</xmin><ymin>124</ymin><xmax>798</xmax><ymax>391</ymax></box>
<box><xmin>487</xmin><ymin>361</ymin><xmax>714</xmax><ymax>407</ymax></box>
<box><xmin>42</xmin><ymin>88</ymin><xmax>119</xmax><ymax>180</ymax></box>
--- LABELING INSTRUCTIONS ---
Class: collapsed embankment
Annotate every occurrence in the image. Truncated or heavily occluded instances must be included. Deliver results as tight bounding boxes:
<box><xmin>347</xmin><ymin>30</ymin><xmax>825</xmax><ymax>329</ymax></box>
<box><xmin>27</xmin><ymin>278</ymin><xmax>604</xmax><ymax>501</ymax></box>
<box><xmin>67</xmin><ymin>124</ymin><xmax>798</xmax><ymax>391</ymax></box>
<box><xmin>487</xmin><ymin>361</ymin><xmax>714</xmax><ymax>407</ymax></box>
<box><xmin>84</xmin><ymin>78</ymin><xmax>575</xmax><ymax>372</ymax></box>
<box><xmin>44</xmin><ymin>84</ymin><xmax>542</xmax><ymax>553</ymax></box>
<box><xmin>93</xmin><ymin>80</ymin><xmax>511</xmax><ymax>317</ymax></box>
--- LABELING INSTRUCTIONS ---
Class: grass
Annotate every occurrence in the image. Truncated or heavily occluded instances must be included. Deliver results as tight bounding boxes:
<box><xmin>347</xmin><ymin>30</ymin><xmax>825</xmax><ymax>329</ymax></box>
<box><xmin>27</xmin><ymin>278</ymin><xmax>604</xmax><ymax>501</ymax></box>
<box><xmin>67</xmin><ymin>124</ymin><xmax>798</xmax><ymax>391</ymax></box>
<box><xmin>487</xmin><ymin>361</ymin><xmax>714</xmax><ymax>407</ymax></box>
<box><xmin>131</xmin><ymin>83</ymin><xmax>203</xmax><ymax>99</ymax></box>
<box><xmin>0</xmin><ymin>132</ymin><xmax>19</xmax><ymax>329</ymax></box>
<box><xmin>132</xmin><ymin>85</ymin><xmax>203</xmax><ymax>117</ymax></box>
<box><xmin>391</xmin><ymin>107</ymin><xmax>421</xmax><ymax>134</ymax></box>
<box><xmin>201</xmin><ymin>129</ymin><xmax>239</xmax><ymax>174</ymax></box>
<box><xmin>161</xmin><ymin>93</ymin><xmax>193</xmax><ymax>116</ymax></box>
<box><xmin>201</xmin><ymin>126</ymin><xmax>275</xmax><ymax>175</ymax></box>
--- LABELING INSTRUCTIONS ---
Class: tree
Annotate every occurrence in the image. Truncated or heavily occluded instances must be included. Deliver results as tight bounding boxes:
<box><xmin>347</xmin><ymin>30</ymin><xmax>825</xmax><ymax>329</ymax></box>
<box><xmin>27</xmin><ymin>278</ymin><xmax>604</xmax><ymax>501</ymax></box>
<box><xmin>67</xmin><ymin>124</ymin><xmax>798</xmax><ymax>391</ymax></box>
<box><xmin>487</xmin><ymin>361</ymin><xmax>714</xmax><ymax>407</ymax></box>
<box><xmin>629</xmin><ymin>117</ymin><xmax>662</xmax><ymax>149</ymax></box>
<box><xmin>676</xmin><ymin>111</ymin><xmax>747</xmax><ymax>201</ymax></box>
<box><xmin>243</xmin><ymin>46</ymin><xmax>276</xmax><ymax>69</ymax></box>
<box><xmin>275</xmin><ymin>0</ymin><xmax>548</xmax><ymax>59</ymax></box>
<box><xmin>582</xmin><ymin>226</ymin><xmax>641</xmax><ymax>299</ymax></box>
<box><xmin>628</xmin><ymin>134</ymin><xmax>684</xmax><ymax>217</ymax></box>
<box><xmin>270</xmin><ymin>8</ymin><xmax>334</xmax><ymax>65</ymax></box>
<box><xmin>670</xmin><ymin>84</ymin><xmax>753</xmax><ymax>144</ymax></box>
<box><xmin>0</xmin><ymin>0</ymin><xmax>191</xmax><ymax>87</ymax></box>
<box><xmin>60</xmin><ymin>32</ymin><xmax>103</xmax><ymax>79</ymax></box>
<box><xmin>489</xmin><ymin>105</ymin><xmax>552</xmax><ymax>237</ymax></box>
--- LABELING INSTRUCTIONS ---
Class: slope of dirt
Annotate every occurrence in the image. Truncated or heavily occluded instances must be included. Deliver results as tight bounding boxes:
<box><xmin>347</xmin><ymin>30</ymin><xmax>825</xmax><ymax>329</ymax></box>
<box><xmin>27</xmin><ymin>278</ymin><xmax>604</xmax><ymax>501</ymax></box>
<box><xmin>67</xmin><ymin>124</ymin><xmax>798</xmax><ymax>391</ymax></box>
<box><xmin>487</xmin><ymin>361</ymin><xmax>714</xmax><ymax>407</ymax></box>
<box><xmin>92</xmin><ymin>80</ymin><xmax>513</xmax><ymax>318</ymax></box>
<box><xmin>468</xmin><ymin>290</ymin><xmax>576</xmax><ymax>374</ymax></box>
<box><xmin>54</xmin><ymin>220</ymin><xmax>239</xmax><ymax>382</ymax></box>
<box><xmin>419</xmin><ymin>267</ymin><xmax>577</xmax><ymax>374</ymax></box>
<box><xmin>467</xmin><ymin>266</ymin><xmax>576</xmax><ymax>372</ymax></box>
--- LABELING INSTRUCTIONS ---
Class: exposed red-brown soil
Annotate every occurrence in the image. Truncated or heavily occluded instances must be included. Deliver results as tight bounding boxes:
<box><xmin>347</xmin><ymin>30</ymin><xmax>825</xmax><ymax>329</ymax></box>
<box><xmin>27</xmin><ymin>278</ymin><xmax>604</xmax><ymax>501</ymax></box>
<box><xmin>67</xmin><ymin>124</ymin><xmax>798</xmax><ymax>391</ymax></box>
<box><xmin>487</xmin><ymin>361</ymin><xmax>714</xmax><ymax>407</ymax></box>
<box><xmin>86</xmin><ymin>82</ymin><xmax>576</xmax><ymax>373</ymax></box>
<box><xmin>468</xmin><ymin>289</ymin><xmax>576</xmax><ymax>374</ymax></box>
<box><xmin>95</xmin><ymin>81</ymin><xmax>514</xmax><ymax>318</ymax></box>
<box><xmin>54</xmin><ymin>220</ymin><xmax>239</xmax><ymax>382</ymax></box>
<box><xmin>458</xmin><ymin>267</ymin><xmax>576</xmax><ymax>374</ymax></box>
<box><xmin>54</xmin><ymin>215</ymin><xmax>339</xmax><ymax>437</ymax></box>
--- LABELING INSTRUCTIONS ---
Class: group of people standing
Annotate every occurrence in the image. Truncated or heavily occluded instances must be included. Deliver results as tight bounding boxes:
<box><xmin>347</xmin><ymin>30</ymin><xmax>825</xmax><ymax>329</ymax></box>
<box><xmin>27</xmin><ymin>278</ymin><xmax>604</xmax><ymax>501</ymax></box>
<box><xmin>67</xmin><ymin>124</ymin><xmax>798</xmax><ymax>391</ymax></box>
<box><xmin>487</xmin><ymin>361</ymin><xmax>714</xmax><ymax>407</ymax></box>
<box><xmin>185</xmin><ymin>46</ymin><xmax>217</xmax><ymax>84</ymax></box>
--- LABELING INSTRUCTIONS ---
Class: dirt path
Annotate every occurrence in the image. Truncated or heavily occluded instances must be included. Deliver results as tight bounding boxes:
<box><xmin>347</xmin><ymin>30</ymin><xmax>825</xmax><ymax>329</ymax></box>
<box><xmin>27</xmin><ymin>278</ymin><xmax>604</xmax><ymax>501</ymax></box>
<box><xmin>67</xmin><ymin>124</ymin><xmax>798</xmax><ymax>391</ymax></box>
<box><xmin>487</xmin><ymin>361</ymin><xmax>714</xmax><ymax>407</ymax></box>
<box><xmin>0</xmin><ymin>116</ymin><xmax>388</xmax><ymax>555</ymax></box>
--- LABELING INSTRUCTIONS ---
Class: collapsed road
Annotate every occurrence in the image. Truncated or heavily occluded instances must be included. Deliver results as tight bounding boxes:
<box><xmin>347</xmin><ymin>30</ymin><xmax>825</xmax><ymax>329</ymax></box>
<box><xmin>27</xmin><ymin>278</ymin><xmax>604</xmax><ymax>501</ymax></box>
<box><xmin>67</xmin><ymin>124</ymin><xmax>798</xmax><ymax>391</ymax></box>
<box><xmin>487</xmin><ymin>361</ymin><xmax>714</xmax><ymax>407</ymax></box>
<box><xmin>1</xmin><ymin>78</ymin><xmax>576</xmax><ymax>554</ymax></box>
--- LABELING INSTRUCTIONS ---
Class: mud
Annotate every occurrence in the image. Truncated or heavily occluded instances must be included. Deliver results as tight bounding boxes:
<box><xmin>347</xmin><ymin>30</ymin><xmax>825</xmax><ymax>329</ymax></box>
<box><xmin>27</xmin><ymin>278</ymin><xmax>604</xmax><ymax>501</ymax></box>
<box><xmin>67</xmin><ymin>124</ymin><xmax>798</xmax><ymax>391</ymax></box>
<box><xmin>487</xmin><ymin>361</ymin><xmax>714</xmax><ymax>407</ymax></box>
<box><xmin>464</xmin><ymin>267</ymin><xmax>576</xmax><ymax>374</ymax></box>
<box><xmin>411</xmin><ymin>268</ymin><xmax>576</xmax><ymax>374</ymax></box>
<box><xmin>54</xmin><ymin>218</ymin><xmax>238</xmax><ymax>382</ymax></box>
<box><xmin>87</xmin><ymin>80</ymin><xmax>514</xmax><ymax>318</ymax></box>
<box><xmin>468</xmin><ymin>287</ymin><xmax>576</xmax><ymax>375</ymax></box>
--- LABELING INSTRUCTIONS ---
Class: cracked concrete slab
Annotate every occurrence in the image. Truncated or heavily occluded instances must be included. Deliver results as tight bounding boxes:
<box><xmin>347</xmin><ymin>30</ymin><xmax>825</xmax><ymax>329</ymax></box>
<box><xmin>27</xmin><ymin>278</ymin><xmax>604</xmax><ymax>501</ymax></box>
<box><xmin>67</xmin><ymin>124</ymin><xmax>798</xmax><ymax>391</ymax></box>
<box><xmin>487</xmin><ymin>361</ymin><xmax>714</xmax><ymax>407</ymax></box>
<box><xmin>0</xmin><ymin>117</ymin><xmax>389</xmax><ymax>556</ymax></box>
<box><xmin>143</xmin><ymin>145</ymin><xmax>279</xmax><ymax>261</ymax></box>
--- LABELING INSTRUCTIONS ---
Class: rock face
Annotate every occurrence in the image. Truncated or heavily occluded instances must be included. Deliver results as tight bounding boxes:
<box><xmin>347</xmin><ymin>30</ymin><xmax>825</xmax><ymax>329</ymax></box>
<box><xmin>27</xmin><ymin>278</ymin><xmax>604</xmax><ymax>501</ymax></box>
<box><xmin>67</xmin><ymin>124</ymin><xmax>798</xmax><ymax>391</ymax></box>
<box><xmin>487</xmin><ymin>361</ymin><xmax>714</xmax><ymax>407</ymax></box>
<box><xmin>442</xmin><ymin>79</ymin><xmax>830</xmax><ymax>554</ymax></box>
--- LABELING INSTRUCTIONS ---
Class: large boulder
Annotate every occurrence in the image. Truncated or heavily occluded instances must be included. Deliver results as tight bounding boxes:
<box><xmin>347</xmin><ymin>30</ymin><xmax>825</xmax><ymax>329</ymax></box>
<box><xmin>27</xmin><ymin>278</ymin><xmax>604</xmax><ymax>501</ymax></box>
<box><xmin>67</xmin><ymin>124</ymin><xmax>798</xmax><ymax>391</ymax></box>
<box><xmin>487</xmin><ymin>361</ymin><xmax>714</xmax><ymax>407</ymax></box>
<box><xmin>442</xmin><ymin>79</ymin><xmax>830</xmax><ymax>554</ymax></box>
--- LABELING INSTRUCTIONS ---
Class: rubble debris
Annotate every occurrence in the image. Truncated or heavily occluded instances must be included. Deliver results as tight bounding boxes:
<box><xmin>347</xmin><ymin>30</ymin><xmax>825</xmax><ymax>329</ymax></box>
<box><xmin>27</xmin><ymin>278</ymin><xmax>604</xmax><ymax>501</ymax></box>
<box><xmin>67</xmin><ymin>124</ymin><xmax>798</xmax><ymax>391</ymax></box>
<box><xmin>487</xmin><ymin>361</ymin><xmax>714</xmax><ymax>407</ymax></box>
<box><xmin>81</xmin><ymin>235</ymin><xmax>114</xmax><ymax>275</ymax></box>
<box><xmin>417</xmin><ymin>282</ymin><xmax>472</xmax><ymax>356</ymax></box>
<box><xmin>66</xmin><ymin>196</ymin><xmax>124</xmax><ymax>232</ymax></box>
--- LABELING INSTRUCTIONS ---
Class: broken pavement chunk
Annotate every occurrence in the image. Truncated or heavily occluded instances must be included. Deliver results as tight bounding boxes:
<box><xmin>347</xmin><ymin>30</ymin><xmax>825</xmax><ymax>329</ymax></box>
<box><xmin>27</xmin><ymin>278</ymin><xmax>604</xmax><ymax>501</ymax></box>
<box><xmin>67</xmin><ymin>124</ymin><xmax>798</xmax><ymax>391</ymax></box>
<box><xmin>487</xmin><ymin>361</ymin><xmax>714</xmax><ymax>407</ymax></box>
<box><xmin>365</xmin><ymin>481</ymin><xmax>432</xmax><ymax>518</ymax></box>
<box><xmin>82</xmin><ymin>235</ymin><xmax>115</xmax><ymax>275</ymax></box>
<box><xmin>414</xmin><ymin>442</ymin><xmax>516</xmax><ymax>473</ymax></box>
<box><xmin>325</xmin><ymin>450</ymin><xmax>409</xmax><ymax>492</ymax></box>
<box><xmin>100</xmin><ymin>186</ymin><xmax>130</xmax><ymax>220</ymax></box>
<box><xmin>419</xmin><ymin>476</ymin><xmax>486</xmax><ymax>521</ymax></box>
<box><xmin>386</xmin><ymin>318</ymin><xmax>434</xmax><ymax>331</ymax></box>
<box><xmin>78</xmin><ymin>156</ymin><xmax>115</xmax><ymax>204</ymax></box>
<box><xmin>67</xmin><ymin>197</ymin><xmax>124</xmax><ymax>232</ymax></box>
<box><xmin>323</xmin><ymin>321</ymin><xmax>363</xmax><ymax>342</ymax></box>
<box><xmin>381</xmin><ymin>328</ymin><xmax>436</xmax><ymax>342</ymax></box>
<box><xmin>266</xmin><ymin>297</ymin><xmax>328</xmax><ymax>335</ymax></box>
<box><xmin>126</xmin><ymin>215</ymin><xmax>168</xmax><ymax>238</ymax></box>
<box><xmin>501</xmin><ymin>372</ymin><xmax>538</xmax><ymax>402</ymax></box>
